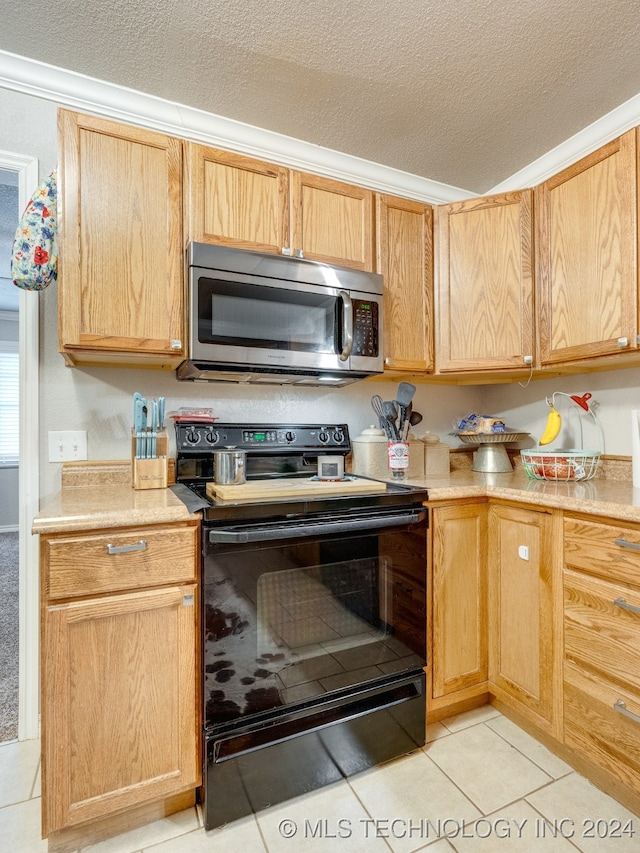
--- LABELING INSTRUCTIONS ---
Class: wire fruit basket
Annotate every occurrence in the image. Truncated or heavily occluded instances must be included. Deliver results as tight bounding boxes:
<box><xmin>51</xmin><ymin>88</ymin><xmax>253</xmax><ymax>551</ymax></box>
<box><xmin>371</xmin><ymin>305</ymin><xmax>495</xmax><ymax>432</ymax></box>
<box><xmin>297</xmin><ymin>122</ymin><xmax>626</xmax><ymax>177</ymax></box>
<box><xmin>520</xmin><ymin>449</ymin><xmax>601</xmax><ymax>481</ymax></box>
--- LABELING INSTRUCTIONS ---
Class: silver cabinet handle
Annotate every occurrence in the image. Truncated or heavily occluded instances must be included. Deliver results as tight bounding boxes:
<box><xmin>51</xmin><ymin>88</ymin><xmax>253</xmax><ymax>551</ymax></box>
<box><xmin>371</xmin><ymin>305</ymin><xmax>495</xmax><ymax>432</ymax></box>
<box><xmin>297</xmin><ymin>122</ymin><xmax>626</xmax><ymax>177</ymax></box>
<box><xmin>614</xmin><ymin>536</ymin><xmax>640</xmax><ymax>551</ymax></box>
<box><xmin>106</xmin><ymin>539</ymin><xmax>147</xmax><ymax>555</ymax></box>
<box><xmin>614</xmin><ymin>699</ymin><xmax>640</xmax><ymax>724</ymax></box>
<box><xmin>614</xmin><ymin>597</ymin><xmax>640</xmax><ymax>616</ymax></box>
<box><xmin>339</xmin><ymin>290</ymin><xmax>353</xmax><ymax>361</ymax></box>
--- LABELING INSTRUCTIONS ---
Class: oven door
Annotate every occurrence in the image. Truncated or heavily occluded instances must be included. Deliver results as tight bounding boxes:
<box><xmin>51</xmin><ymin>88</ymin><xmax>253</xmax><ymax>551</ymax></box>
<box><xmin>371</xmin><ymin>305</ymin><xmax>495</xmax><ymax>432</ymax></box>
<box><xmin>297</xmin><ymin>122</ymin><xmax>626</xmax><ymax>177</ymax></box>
<box><xmin>202</xmin><ymin>507</ymin><xmax>427</xmax><ymax>730</ymax></box>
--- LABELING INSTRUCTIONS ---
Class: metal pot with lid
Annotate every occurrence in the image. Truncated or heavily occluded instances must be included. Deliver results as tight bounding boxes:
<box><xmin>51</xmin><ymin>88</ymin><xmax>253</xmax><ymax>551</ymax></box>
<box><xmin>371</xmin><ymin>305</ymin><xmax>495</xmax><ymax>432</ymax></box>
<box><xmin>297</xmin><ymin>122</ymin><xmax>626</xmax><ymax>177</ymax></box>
<box><xmin>213</xmin><ymin>447</ymin><xmax>246</xmax><ymax>485</ymax></box>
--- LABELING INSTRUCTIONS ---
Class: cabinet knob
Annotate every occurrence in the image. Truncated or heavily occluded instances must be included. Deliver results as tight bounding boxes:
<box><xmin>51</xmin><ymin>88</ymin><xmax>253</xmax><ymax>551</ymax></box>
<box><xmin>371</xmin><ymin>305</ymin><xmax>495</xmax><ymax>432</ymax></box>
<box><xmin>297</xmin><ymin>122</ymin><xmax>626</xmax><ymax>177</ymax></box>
<box><xmin>617</xmin><ymin>337</ymin><xmax>629</xmax><ymax>348</ymax></box>
<box><xmin>294</xmin><ymin>248</ymin><xmax>304</xmax><ymax>259</ymax></box>
<box><xmin>171</xmin><ymin>340</ymin><xmax>182</xmax><ymax>350</ymax></box>
<box><xmin>281</xmin><ymin>247</ymin><xmax>292</xmax><ymax>256</ymax></box>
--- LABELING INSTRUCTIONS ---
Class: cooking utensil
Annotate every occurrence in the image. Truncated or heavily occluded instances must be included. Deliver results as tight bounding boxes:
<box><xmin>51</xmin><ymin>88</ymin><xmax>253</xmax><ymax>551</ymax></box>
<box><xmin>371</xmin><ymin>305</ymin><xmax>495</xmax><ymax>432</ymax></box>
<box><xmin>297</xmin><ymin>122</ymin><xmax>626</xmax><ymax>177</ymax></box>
<box><xmin>370</xmin><ymin>394</ymin><xmax>386</xmax><ymax>431</ymax></box>
<box><xmin>382</xmin><ymin>400</ymin><xmax>400</xmax><ymax>440</ymax></box>
<box><xmin>395</xmin><ymin>382</ymin><xmax>416</xmax><ymax>437</ymax></box>
<box><xmin>409</xmin><ymin>410</ymin><xmax>423</xmax><ymax>427</ymax></box>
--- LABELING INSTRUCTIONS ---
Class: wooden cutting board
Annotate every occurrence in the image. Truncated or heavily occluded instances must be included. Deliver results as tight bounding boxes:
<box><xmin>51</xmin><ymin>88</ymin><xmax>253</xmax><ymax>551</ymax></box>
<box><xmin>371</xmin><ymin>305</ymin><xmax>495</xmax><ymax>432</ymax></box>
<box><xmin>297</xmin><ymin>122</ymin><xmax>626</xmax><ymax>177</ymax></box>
<box><xmin>206</xmin><ymin>476</ymin><xmax>388</xmax><ymax>501</ymax></box>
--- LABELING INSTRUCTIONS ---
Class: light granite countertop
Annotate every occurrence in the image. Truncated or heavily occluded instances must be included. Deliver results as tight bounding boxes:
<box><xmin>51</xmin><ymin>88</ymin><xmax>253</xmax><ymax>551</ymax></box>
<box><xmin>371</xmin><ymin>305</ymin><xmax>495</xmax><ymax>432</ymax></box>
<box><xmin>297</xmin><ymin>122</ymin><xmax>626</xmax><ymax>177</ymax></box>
<box><xmin>32</xmin><ymin>483</ymin><xmax>199</xmax><ymax>534</ymax></box>
<box><xmin>32</xmin><ymin>461</ymin><xmax>640</xmax><ymax>534</ymax></box>
<box><xmin>406</xmin><ymin>468</ymin><xmax>640</xmax><ymax>523</ymax></box>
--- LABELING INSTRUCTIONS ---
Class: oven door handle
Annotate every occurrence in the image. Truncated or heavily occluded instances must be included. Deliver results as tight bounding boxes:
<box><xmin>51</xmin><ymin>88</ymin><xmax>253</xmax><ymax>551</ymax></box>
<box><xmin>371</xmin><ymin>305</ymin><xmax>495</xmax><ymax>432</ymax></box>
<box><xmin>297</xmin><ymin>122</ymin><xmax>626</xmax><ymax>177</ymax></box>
<box><xmin>208</xmin><ymin>509</ymin><xmax>427</xmax><ymax>543</ymax></box>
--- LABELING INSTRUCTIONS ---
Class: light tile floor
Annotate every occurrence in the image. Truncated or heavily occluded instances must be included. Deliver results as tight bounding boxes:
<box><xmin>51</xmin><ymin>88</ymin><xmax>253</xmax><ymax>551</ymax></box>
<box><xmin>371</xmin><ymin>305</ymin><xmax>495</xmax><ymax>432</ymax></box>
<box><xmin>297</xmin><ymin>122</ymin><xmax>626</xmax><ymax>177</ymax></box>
<box><xmin>2</xmin><ymin>705</ymin><xmax>639</xmax><ymax>852</ymax></box>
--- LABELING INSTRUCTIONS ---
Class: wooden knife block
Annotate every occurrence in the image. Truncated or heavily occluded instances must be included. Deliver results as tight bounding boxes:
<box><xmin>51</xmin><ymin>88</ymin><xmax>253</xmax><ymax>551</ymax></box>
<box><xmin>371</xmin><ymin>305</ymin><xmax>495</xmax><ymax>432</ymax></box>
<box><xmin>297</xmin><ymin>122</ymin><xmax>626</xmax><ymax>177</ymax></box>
<box><xmin>131</xmin><ymin>430</ymin><xmax>169</xmax><ymax>490</ymax></box>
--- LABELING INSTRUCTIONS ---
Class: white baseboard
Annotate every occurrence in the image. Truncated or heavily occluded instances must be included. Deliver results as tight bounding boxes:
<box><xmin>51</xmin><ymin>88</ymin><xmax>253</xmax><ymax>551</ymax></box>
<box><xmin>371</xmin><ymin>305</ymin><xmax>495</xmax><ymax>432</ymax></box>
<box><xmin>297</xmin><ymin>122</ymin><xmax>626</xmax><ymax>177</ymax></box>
<box><xmin>0</xmin><ymin>525</ymin><xmax>19</xmax><ymax>533</ymax></box>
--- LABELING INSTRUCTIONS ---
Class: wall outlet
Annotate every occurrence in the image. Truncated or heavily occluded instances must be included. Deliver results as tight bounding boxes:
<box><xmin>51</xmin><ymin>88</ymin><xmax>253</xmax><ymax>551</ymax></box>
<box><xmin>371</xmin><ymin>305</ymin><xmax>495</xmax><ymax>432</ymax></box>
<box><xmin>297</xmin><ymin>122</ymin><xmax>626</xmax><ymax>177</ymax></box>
<box><xmin>48</xmin><ymin>430</ymin><xmax>88</xmax><ymax>462</ymax></box>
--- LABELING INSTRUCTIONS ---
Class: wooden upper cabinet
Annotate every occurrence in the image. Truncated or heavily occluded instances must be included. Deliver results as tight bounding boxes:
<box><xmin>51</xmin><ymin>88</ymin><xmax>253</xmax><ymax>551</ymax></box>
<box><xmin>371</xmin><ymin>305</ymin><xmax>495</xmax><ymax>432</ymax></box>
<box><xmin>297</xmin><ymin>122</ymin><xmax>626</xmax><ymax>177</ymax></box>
<box><xmin>184</xmin><ymin>143</ymin><xmax>290</xmax><ymax>254</ymax></box>
<box><xmin>536</xmin><ymin>129</ymin><xmax>638</xmax><ymax>365</ymax></box>
<box><xmin>185</xmin><ymin>143</ymin><xmax>375</xmax><ymax>271</ymax></box>
<box><xmin>291</xmin><ymin>171</ymin><xmax>374</xmax><ymax>270</ymax></box>
<box><xmin>435</xmin><ymin>190</ymin><xmax>534</xmax><ymax>373</ymax></box>
<box><xmin>376</xmin><ymin>194</ymin><xmax>434</xmax><ymax>372</ymax></box>
<box><xmin>58</xmin><ymin>110</ymin><xmax>184</xmax><ymax>366</ymax></box>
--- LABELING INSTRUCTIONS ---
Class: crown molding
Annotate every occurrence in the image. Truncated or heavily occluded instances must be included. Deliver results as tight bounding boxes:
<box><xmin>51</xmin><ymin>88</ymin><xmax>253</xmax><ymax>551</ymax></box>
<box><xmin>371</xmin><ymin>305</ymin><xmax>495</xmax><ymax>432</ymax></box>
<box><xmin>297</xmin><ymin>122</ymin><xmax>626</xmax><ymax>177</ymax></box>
<box><xmin>488</xmin><ymin>91</ymin><xmax>640</xmax><ymax>193</ymax></box>
<box><xmin>0</xmin><ymin>49</ymin><xmax>476</xmax><ymax>205</ymax></box>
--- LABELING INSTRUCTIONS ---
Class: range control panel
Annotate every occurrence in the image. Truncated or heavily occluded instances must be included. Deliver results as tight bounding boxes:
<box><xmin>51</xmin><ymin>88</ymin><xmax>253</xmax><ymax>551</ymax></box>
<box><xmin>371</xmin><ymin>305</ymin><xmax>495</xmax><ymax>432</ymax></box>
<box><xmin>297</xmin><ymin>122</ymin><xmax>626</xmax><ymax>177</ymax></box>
<box><xmin>175</xmin><ymin>422</ymin><xmax>350</xmax><ymax>453</ymax></box>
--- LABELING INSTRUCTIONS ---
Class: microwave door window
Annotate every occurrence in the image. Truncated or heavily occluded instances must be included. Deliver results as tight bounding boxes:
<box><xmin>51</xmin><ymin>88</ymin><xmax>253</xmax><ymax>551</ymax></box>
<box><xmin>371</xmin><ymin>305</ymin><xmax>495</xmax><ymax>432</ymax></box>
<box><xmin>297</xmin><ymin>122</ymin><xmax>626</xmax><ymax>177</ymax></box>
<box><xmin>199</xmin><ymin>278</ymin><xmax>338</xmax><ymax>354</ymax></box>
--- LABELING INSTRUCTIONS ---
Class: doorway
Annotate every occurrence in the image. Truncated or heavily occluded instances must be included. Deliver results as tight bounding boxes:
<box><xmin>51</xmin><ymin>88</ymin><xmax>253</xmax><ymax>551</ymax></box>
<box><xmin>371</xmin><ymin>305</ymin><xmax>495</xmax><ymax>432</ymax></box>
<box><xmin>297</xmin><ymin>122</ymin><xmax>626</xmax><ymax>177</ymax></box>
<box><xmin>0</xmin><ymin>151</ymin><xmax>39</xmax><ymax>742</ymax></box>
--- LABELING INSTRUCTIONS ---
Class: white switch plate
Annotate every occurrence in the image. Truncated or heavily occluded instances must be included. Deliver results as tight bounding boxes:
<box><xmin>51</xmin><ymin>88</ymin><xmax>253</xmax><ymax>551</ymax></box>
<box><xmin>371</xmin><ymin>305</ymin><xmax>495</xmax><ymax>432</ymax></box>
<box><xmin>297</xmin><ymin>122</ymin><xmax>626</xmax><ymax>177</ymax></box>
<box><xmin>518</xmin><ymin>545</ymin><xmax>530</xmax><ymax>561</ymax></box>
<box><xmin>48</xmin><ymin>430</ymin><xmax>88</xmax><ymax>462</ymax></box>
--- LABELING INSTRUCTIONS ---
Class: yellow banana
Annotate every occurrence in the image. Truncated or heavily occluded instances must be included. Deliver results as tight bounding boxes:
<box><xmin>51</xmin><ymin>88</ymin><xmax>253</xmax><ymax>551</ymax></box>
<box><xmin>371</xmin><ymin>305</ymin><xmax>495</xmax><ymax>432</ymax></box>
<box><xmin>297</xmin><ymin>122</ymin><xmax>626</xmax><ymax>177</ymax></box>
<box><xmin>539</xmin><ymin>405</ymin><xmax>562</xmax><ymax>445</ymax></box>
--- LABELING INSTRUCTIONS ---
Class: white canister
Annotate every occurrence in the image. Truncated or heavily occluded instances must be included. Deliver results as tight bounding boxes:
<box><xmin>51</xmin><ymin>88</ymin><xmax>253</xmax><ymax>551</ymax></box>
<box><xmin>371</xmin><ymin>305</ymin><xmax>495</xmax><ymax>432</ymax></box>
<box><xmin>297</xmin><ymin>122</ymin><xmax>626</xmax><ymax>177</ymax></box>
<box><xmin>352</xmin><ymin>426</ymin><xmax>388</xmax><ymax>479</ymax></box>
<box><xmin>421</xmin><ymin>432</ymin><xmax>450</xmax><ymax>478</ymax></box>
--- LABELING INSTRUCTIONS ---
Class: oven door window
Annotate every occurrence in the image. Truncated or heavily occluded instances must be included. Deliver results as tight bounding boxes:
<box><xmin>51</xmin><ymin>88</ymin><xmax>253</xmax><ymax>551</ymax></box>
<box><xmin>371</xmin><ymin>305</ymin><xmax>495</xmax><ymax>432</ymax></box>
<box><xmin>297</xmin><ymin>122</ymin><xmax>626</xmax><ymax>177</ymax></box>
<box><xmin>203</xmin><ymin>525</ymin><xmax>426</xmax><ymax>725</ymax></box>
<box><xmin>198</xmin><ymin>276</ymin><xmax>339</xmax><ymax>354</ymax></box>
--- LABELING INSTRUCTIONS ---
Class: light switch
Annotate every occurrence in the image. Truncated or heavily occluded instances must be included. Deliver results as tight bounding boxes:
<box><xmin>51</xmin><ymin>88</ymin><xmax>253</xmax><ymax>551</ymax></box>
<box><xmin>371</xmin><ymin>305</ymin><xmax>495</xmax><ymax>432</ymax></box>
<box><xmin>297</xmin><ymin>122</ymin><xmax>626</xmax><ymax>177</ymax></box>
<box><xmin>48</xmin><ymin>430</ymin><xmax>88</xmax><ymax>462</ymax></box>
<box><xmin>518</xmin><ymin>545</ymin><xmax>530</xmax><ymax>561</ymax></box>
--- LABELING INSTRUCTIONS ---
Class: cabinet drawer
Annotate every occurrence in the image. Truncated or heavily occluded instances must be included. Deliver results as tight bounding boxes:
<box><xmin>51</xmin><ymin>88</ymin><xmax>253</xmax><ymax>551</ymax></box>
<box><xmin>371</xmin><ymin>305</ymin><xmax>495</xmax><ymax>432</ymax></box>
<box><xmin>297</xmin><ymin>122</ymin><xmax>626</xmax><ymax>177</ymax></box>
<box><xmin>564</xmin><ymin>661</ymin><xmax>640</xmax><ymax>797</ymax></box>
<box><xmin>564</xmin><ymin>517</ymin><xmax>640</xmax><ymax>586</ymax></box>
<box><xmin>564</xmin><ymin>569</ymin><xmax>640</xmax><ymax>694</ymax></box>
<box><xmin>44</xmin><ymin>524</ymin><xmax>198</xmax><ymax>599</ymax></box>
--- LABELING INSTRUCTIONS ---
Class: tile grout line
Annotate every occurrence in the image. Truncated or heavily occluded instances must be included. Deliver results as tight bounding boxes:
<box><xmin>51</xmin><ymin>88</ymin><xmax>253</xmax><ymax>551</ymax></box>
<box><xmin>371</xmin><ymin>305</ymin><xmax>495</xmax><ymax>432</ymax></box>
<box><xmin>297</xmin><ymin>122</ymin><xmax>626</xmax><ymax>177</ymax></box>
<box><xmin>484</xmin><ymin>717</ymin><xmax>574</xmax><ymax>781</ymax></box>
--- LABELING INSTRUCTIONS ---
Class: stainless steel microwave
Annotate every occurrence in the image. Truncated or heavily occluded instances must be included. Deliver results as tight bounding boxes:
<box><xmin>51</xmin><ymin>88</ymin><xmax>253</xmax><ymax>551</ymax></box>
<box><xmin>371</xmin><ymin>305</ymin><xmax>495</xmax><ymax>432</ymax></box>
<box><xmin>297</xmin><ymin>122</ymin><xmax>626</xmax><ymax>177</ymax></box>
<box><xmin>176</xmin><ymin>243</ymin><xmax>384</xmax><ymax>386</ymax></box>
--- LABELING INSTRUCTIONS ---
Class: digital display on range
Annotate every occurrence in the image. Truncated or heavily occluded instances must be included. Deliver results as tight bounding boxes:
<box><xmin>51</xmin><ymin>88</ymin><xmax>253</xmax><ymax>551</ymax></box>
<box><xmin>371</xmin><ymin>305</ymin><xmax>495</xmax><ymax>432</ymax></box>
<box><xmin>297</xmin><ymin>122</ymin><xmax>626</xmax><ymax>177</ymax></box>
<box><xmin>253</xmin><ymin>432</ymin><xmax>266</xmax><ymax>442</ymax></box>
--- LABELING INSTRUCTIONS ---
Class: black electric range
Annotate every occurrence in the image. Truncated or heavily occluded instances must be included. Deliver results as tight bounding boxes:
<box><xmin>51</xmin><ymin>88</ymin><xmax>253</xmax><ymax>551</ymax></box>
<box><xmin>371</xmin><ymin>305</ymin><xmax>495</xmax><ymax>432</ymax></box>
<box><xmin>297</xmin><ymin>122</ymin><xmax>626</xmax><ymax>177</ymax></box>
<box><xmin>173</xmin><ymin>423</ymin><xmax>429</xmax><ymax>830</ymax></box>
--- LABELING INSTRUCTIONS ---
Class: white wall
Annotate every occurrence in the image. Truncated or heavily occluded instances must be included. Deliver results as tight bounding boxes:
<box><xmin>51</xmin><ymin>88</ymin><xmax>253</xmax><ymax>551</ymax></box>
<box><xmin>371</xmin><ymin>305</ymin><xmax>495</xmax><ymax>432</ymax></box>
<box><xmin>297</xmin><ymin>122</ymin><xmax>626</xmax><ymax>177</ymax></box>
<box><xmin>483</xmin><ymin>367</ymin><xmax>640</xmax><ymax>456</ymax></box>
<box><xmin>2</xmin><ymin>86</ymin><xmax>640</xmax><ymax>502</ymax></box>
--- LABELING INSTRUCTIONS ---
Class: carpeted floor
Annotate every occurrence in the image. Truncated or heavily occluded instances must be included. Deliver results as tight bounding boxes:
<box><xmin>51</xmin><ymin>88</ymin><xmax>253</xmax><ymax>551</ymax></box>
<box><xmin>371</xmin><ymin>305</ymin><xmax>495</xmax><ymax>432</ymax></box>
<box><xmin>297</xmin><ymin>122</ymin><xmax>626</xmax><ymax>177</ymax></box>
<box><xmin>0</xmin><ymin>531</ymin><xmax>19</xmax><ymax>742</ymax></box>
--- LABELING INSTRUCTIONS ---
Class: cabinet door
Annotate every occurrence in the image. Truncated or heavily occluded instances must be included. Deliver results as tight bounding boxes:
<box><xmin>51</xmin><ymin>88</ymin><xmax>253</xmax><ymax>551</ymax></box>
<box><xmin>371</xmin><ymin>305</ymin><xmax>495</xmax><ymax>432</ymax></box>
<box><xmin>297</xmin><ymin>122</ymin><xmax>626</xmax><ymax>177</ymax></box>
<box><xmin>291</xmin><ymin>171</ymin><xmax>374</xmax><ymax>270</ymax></box>
<box><xmin>58</xmin><ymin>110</ymin><xmax>184</xmax><ymax>365</ymax></box>
<box><xmin>431</xmin><ymin>504</ymin><xmax>488</xmax><ymax>698</ymax></box>
<box><xmin>184</xmin><ymin>143</ymin><xmax>290</xmax><ymax>254</ymax></box>
<box><xmin>376</xmin><ymin>194</ymin><xmax>434</xmax><ymax>372</ymax></box>
<box><xmin>43</xmin><ymin>584</ymin><xmax>199</xmax><ymax>835</ymax></box>
<box><xmin>488</xmin><ymin>504</ymin><xmax>559</xmax><ymax>732</ymax></box>
<box><xmin>536</xmin><ymin>129</ymin><xmax>637</xmax><ymax>365</ymax></box>
<box><xmin>435</xmin><ymin>191</ymin><xmax>534</xmax><ymax>372</ymax></box>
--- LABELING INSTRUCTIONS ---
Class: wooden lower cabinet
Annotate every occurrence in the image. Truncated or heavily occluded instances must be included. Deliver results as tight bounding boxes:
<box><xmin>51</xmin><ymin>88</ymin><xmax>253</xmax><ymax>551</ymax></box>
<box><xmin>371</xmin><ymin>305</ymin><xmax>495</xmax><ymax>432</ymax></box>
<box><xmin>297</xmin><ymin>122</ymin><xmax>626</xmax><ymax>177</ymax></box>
<box><xmin>41</xmin><ymin>523</ymin><xmax>200</xmax><ymax>837</ymax></box>
<box><xmin>488</xmin><ymin>503</ymin><xmax>561</xmax><ymax>736</ymax></box>
<box><xmin>563</xmin><ymin>513</ymin><xmax>640</xmax><ymax>801</ymax></box>
<box><xmin>429</xmin><ymin>502</ymin><xmax>488</xmax><ymax>712</ymax></box>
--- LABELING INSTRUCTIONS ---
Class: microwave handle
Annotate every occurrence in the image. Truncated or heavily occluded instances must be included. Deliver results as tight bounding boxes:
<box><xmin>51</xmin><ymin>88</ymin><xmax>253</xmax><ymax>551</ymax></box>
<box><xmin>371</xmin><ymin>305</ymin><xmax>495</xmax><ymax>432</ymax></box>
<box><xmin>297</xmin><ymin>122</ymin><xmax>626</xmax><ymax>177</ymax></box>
<box><xmin>339</xmin><ymin>291</ymin><xmax>353</xmax><ymax>361</ymax></box>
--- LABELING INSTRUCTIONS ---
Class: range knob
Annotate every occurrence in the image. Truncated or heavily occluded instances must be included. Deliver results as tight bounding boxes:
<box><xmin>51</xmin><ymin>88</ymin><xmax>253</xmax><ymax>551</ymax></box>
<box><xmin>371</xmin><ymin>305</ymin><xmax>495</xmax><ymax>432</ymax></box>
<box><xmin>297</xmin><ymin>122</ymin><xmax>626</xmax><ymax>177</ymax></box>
<box><xmin>185</xmin><ymin>429</ymin><xmax>200</xmax><ymax>445</ymax></box>
<box><xmin>285</xmin><ymin>430</ymin><xmax>297</xmax><ymax>443</ymax></box>
<box><xmin>318</xmin><ymin>430</ymin><xmax>330</xmax><ymax>444</ymax></box>
<box><xmin>333</xmin><ymin>429</ymin><xmax>345</xmax><ymax>444</ymax></box>
<box><xmin>205</xmin><ymin>431</ymin><xmax>219</xmax><ymax>445</ymax></box>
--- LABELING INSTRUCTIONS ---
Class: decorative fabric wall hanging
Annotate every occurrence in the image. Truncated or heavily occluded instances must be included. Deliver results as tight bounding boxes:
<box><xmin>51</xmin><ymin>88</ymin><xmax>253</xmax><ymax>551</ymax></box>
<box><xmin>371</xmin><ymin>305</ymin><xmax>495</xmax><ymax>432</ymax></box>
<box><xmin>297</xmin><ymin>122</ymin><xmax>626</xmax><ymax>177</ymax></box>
<box><xmin>11</xmin><ymin>170</ymin><xmax>58</xmax><ymax>291</ymax></box>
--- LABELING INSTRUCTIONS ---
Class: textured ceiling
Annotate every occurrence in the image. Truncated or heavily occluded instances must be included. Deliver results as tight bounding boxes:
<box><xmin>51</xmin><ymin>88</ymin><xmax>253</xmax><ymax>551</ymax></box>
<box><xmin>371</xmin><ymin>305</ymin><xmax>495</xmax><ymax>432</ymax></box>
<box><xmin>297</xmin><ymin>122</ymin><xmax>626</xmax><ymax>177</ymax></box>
<box><xmin>1</xmin><ymin>1</ymin><xmax>640</xmax><ymax>193</ymax></box>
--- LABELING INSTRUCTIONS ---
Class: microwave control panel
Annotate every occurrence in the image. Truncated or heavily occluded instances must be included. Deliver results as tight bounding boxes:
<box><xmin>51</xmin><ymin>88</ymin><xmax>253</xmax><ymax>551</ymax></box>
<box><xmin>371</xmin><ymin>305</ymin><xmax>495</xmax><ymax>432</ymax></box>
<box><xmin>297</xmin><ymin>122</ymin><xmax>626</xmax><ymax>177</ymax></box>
<box><xmin>351</xmin><ymin>299</ymin><xmax>379</xmax><ymax>357</ymax></box>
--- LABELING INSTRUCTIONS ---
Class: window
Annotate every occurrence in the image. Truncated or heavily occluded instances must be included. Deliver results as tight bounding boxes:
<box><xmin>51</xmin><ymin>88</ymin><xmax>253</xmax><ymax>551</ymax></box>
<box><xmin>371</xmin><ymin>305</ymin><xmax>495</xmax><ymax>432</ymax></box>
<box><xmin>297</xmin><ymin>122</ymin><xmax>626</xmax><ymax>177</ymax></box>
<box><xmin>0</xmin><ymin>339</ymin><xmax>18</xmax><ymax>464</ymax></box>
